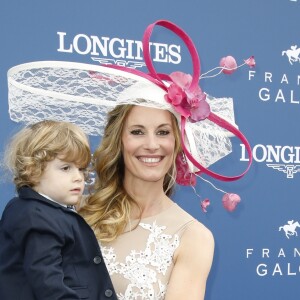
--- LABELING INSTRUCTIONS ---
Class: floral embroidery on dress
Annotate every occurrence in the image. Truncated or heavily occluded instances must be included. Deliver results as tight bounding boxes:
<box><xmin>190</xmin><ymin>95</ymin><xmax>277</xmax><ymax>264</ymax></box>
<box><xmin>101</xmin><ymin>221</ymin><xmax>180</xmax><ymax>300</ymax></box>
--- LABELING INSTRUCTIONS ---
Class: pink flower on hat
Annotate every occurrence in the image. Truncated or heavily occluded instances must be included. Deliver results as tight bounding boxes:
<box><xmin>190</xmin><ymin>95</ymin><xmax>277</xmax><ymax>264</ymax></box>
<box><xmin>165</xmin><ymin>71</ymin><xmax>210</xmax><ymax>122</ymax></box>
<box><xmin>222</xmin><ymin>193</ymin><xmax>241</xmax><ymax>212</ymax></box>
<box><xmin>220</xmin><ymin>56</ymin><xmax>237</xmax><ymax>74</ymax></box>
<box><xmin>175</xmin><ymin>152</ymin><xmax>196</xmax><ymax>186</ymax></box>
<box><xmin>200</xmin><ymin>198</ymin><xmax>210</xmax><ymax>213</ymax></box>
<box><xmin>244</xmin><ymin>56</ymin><xmax>256</xmax><ymax>68</ymax></box>
<box><xmin>200</xmin><ymin>55</ymin><xmax>256</xmax><ymax>79</ymax></box>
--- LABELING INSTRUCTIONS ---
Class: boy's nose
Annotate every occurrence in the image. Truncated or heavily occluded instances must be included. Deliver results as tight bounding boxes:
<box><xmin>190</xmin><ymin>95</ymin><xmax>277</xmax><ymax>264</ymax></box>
<box><xmin>73</xmin><ymin>169</ymin><xmax>84</xmax><ymax>181</ymax></box>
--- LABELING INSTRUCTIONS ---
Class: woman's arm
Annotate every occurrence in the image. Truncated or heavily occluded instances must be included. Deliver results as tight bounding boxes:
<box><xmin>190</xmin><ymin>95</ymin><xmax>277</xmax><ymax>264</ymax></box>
<box><xmin>165</xmin><ymin>221</ymin><xmax>214</xmax><ymax>300</ymax></box>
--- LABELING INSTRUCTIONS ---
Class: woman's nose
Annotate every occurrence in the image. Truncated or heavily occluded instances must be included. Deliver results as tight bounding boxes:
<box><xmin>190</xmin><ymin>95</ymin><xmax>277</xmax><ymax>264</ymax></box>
<box><xmin>144</xmin><ymin>134</ymin><xmax>160</xmax><ymax>150</ymax></box>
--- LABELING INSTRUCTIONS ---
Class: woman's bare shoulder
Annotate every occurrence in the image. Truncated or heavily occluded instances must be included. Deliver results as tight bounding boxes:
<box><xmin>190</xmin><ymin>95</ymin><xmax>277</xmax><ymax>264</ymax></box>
<box><xmin>184</xmin><ymin>219</ymin><xmax>214</xmax><ymax>247</ymax></box>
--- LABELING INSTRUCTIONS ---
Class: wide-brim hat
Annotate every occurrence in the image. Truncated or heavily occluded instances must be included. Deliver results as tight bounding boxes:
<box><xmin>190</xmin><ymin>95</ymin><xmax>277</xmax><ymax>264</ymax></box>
<box><xmin>8</xmin><ymin>60</ymin><xmax>241</xmax><ymax>171</ymax></box>
<box><xmin>7</xmin><ymin>20</ymin><xmax>252</xmax><ymax>210</ymax></box>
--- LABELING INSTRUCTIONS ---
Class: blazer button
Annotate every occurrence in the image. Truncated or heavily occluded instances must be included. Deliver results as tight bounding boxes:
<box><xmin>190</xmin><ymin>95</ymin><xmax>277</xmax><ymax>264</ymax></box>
<box><xmin>93</xmin><ymin>256</ymin><xmax>102</xmax><ymax>264</ymax></box>
<box><xmin>105</xmin><ymin>289</ymin><xmax>113</xmax><ymax>297</ymax></box>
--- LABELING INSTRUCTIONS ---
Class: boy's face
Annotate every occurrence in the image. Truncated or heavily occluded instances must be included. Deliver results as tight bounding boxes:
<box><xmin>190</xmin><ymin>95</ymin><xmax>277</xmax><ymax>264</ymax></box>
<box><xmin>33</xmin><ymin>157</ymin><xmax>86</xmax><ymax>206</ymax></box>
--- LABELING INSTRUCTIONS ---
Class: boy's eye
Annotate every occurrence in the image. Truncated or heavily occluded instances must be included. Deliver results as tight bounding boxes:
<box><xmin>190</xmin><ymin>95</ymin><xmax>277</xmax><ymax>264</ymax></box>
<box><xmin>61</xmin><ymin>165</ymin><xmax>70</xmax><ymax>171</ymax></box>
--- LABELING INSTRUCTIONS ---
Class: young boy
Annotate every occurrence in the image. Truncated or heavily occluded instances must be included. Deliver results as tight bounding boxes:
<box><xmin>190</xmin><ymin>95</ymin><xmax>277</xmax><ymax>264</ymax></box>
<box><xmin>0</xmin><ymin>120</ymin><xmax>117</xmax><ymax>300</ymax></box>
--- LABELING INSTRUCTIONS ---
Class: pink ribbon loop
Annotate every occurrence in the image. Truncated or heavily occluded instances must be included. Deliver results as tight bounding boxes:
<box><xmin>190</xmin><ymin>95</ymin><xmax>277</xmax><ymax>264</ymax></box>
<box><xmin>143</xmin><ymin>20</ymin><xmax>201</xmax><ymax>91</ymax></box>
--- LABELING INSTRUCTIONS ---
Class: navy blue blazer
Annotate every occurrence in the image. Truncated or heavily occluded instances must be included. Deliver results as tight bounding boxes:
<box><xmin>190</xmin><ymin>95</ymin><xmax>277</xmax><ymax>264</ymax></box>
<box><xmin>0</xmin><ymin>186</ymin><xmax>117</xmax><ymax>300</ymax></box>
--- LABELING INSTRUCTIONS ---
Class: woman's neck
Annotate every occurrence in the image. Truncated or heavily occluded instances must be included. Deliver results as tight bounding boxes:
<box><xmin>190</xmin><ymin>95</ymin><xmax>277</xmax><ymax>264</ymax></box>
<box><xmin>124</xmin><ymin>179</ymin><xmax>173</xmax><ymax>219</ymax></box>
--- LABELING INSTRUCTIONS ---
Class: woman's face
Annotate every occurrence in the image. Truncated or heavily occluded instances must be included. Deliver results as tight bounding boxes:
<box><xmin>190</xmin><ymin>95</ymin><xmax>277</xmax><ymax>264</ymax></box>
<box><xmin>121</xmin><ymin>106</ymin><xmax>176</xmax><ymax>186</ymax></box>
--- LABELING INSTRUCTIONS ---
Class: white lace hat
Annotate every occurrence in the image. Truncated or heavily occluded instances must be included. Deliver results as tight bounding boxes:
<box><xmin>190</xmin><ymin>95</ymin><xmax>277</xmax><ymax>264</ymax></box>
<box><xmin>7</xmin><ymin>20</ymin><xmax>252</xmax><ymax>210</ymax></box>
<box><xmin>8</xmin><ymin>60</ymin><xmax>238</xmax><ymax>170</ymax></box>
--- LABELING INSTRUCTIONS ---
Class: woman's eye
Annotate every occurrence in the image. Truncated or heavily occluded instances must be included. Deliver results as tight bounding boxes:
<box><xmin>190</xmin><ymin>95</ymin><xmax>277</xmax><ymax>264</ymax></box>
<box><xmin>130</xmin><ymin>129</ymin><xmax>143</xmax><ymax>135</ymax></box>
<box><xmin>157</xmin><ymin>130</ymin><xmax>170</xmax><ymax>136</ymax></box>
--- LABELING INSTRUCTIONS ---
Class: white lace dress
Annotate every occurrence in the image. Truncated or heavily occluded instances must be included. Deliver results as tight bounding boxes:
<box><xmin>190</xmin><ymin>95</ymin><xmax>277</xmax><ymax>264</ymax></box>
<box><xmin>100</xmin><ymin>203</ymin><xmax>195</xmax><ymax>300</ymax></box>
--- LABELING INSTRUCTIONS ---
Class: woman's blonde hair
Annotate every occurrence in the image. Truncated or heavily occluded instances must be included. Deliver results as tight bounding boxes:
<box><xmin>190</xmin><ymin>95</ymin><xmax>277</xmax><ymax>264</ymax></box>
<box><xmin>5</xmin><ymin>120</ymin><xmax>91</xmax><ymax>189</ymax></box>
<box><xmin>79</xmin><ymin>104</ymin><xmax>181</xmax><ymax>242</ymax></box>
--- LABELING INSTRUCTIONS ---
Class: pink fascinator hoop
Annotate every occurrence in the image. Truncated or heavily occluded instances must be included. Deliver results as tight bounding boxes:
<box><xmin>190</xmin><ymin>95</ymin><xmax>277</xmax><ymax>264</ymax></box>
<box><xmin>7</xmin><ymin>19</ymin><xmax>253</xmax><ymax>212</ymax></box>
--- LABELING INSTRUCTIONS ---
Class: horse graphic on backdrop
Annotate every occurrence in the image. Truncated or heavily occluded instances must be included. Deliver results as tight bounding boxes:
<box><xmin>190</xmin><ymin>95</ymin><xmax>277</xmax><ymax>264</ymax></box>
<box><xmin>279</xmin><ymin>220</ymin><xmax>300</xmax><ymax>239</ymax></box>
<box><xmin>282</xmin><ymin>45</ymin><xmax>300</xmax><ymax>65</ymax></box>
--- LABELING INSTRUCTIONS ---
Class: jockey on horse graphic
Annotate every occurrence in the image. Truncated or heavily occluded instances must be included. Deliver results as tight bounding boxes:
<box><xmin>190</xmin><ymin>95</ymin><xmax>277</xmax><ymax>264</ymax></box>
<box><xmin>279</xmin><ymin>220</ymin><xmax>300</xmax><ymax>239</ymax></box>
<box><xmin>282</xmin><ymin>45</ymin><xmax>300</xmax><ymax>65</ymax></box>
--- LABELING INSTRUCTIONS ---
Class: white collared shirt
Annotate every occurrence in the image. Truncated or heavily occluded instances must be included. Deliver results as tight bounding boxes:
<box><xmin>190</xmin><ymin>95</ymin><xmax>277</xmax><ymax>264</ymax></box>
<box><xmin>39</xmin><ymin>193</ymin><xmax>77</xmax><ymax>212</ymax></box>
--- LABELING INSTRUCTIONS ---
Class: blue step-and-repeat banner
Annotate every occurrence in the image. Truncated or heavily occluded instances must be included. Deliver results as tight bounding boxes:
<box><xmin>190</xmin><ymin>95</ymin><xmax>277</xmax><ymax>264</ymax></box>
<box><xmin>1</xmin><ymin>1</ymin><xmax>299</xmax><ymax>299</ymax></box>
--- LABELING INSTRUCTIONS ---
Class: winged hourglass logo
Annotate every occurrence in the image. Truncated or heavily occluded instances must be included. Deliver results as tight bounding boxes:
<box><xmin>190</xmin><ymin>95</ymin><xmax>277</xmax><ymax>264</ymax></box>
<box><xmin>266</xmin><ymin>164</ymin><xmax>300</xmax><ymax>178</ymax></box>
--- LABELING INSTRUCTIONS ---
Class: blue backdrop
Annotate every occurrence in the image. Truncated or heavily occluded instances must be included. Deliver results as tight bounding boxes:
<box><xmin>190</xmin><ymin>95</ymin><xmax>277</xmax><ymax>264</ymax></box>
<box><xmin>1</xmin><ymin>1</ymin><xmax>300</xmax><ymax>299</ymax></box>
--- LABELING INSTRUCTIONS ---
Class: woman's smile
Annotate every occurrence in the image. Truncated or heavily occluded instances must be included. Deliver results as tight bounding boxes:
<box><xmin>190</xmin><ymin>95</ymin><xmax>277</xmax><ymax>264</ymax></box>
<box><xmin>137</xmin><ymin>156</ymin><xmax>163</xmax><ymax>164</ymax></box>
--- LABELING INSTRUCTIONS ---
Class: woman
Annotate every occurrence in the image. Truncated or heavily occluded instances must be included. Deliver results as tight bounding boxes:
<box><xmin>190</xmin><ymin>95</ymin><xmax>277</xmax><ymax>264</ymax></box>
<box><xmin>78</xmin><ymin>20</ymin><xmax>251</xmax><ymax>299</ymax></box>
<box><xmin>7</xmin><ymin>18</ymin><xmax>252</xmax><ymax>300</ymax></box>
<box><xmin>80</xmin><ymin>104</ymin><xmax>214</xmax><ymax>299</ymax></box>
